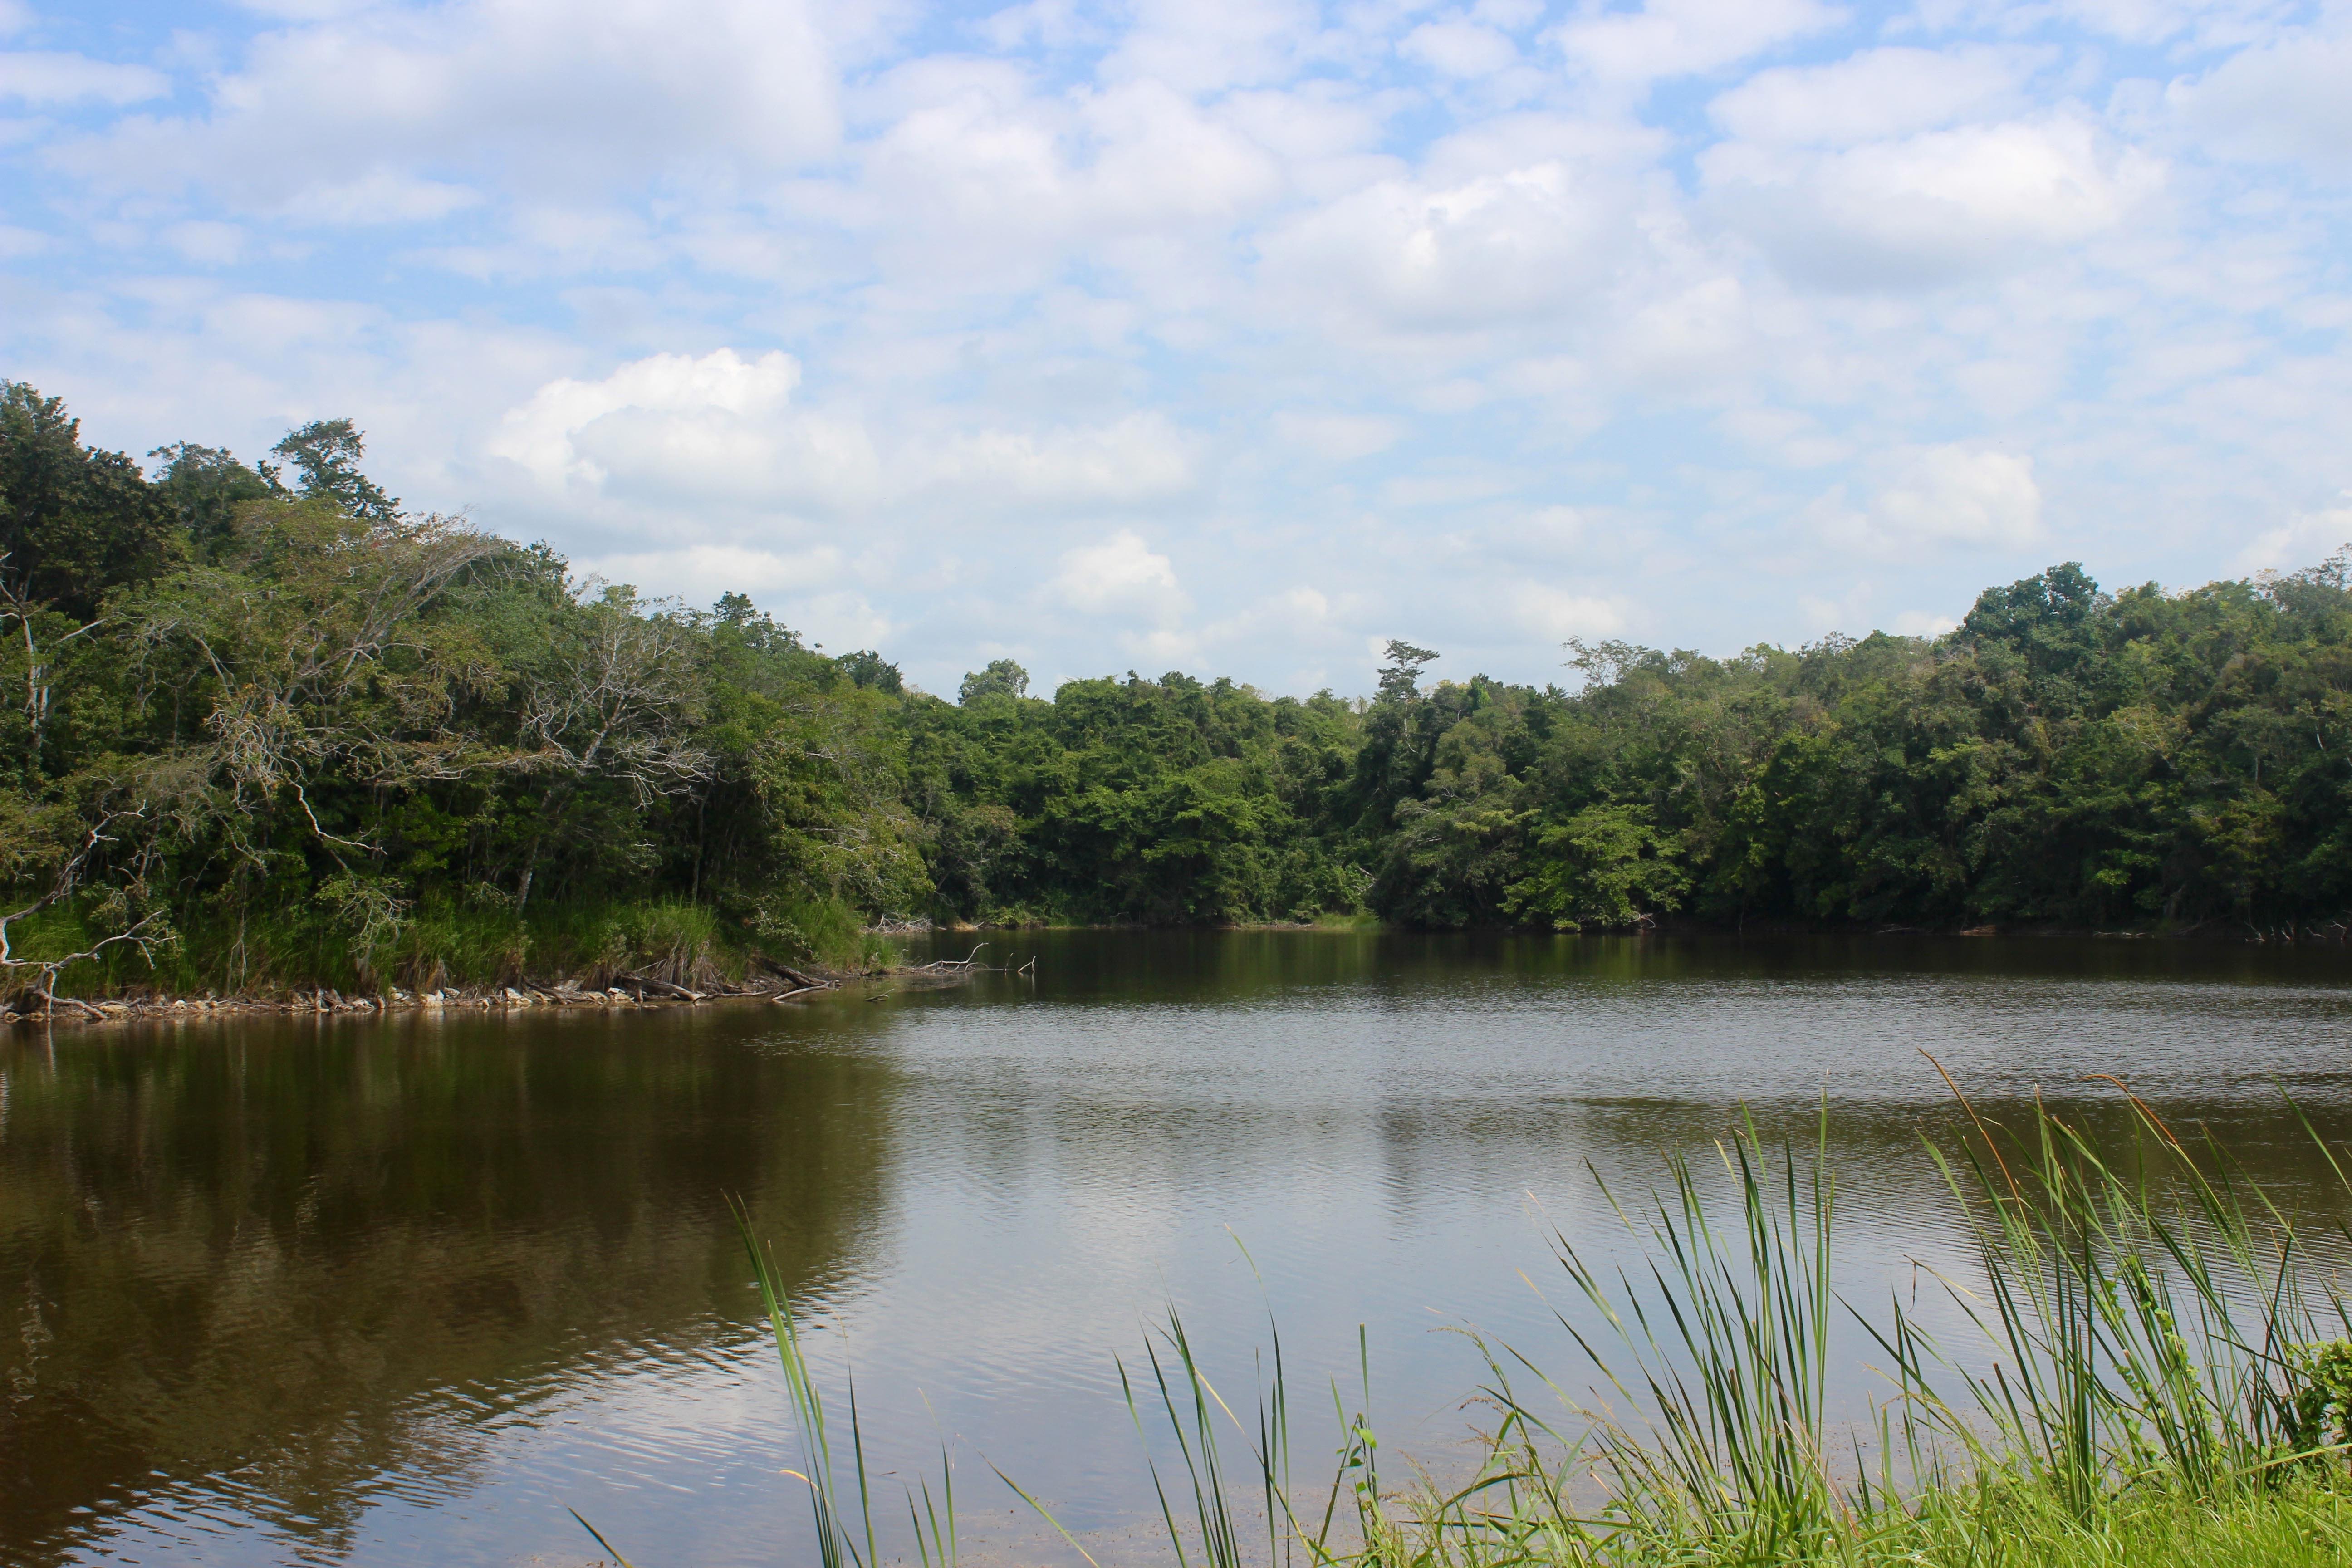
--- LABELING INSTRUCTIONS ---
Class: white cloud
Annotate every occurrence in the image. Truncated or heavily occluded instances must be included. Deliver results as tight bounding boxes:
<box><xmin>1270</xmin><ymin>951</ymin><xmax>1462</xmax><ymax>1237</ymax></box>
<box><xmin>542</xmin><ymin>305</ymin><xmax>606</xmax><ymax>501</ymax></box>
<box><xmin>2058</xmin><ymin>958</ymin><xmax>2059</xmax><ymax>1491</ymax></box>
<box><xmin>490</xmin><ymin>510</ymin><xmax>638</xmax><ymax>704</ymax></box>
<box><xmin>1102</xmin><ymin>0</ymin><xmax>1321</xmax><ymax>95</ymax></box>
<box><xmin>857</xmin><ymin>70</ymin><xmax>1286</xmax><ymax>286</ymax></box>
<box><xmin>1401</xmin><ymin>20</ymin><xmax>1520</xmax><ymax>78</ymax></box>
<box><xmin>0</xmin><ymin>51</ymin><xmax>169</xmax><ymax>105</ymax></box>
<box><xmin>487</xmin><ymin>347</ymin><xmax>889</xmax><ymax>514</ymax></box>
<box><xmin>1262</xmin><ymin>123</ymin><xmax>1651</xmax><ymax>330</ymax></box>
<box><xmin>1608</xmin><ymin>275</ymin><xmax>1748</xmax><ymax>382</ymax></box>
<box><xmin>58</xmin><ymin>0</ymin><xmax>840</xmax><ymax>210</ymax></box>
<box><xmin>785</xmin><ymin>590</ymin><xmax>896</xmax><ymax>653</ymax></box>
<box><xmin>1271</xmin><ymin>412</ymin><xmax>1401</xmax><ymax>462</ymax></box>
<box><xmin>162</xmin><ymin>220</ymin><xmax>247</xmax><ymax>264</ymax></box>
<box><xmin>2235</xmin><ymin>499</ymin><xmax>2352</xmax><ymax>576</ymax></box>
<box><xmin>1051</xmin><ymin>529</ymin><xmax>1190</xmax><ymax>625</ymax></box>
<box><xmin>1824</xmin><ymin>446</ymin><xmax>2043</xmax><ymax>551</ymax></box>
<box><xmin>491</xmin><ymin>348</ymin><xmax>1198</xmax><ymax>526</ymax></box>
<box><xmin>1548</xmin><ymin>0</ymin><xmax>1845</xmax><ymax>89</ymax></box>
<box><xmin>294</xmin><ymin>168</ymin><xmax>481</xmax><ymax>225</ymax></box>
<box><xmin>1508</xmin><ymin>582</ymin><xmax>1630</xmax><ymax>640</ymax></box>
<box><xmin>2167</xmin><ymin>23</ymin><xmax>2352</xmax><ymax>178</ymax></box>
<box><xmin>1705</xmin><ymin>114</ymin><xmax>2164</xmax><ymax>289</ymax></box>
<box><xmin>491</xmin><ymin>348</ymin><xmax>806</xmax><ymax>488</ymax></box>
<box><xmin>1708</xmin><ymin>47</ymin><xmax>2025</xmax><ymax>147</ymax></box>
<box><xmin>924</xmin><ymin>413</ymin><xmax>1199</xmax><ymax>505</ymax></box>
<box><xmin>1891</xmin><ymin>609</ymin><xmax>1959</xmax><ymax>637</ymax></box>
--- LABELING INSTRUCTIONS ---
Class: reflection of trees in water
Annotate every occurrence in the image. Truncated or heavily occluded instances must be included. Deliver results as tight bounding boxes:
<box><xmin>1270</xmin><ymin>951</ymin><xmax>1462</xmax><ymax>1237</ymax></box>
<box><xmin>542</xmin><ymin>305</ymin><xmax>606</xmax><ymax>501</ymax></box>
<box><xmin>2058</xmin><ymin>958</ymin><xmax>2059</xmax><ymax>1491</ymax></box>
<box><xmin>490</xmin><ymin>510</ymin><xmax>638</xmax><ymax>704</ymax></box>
<box><xmin>1366</xmin><ymin>1092</ymin><xmax>2352</xmax><ymax>1237</ymax></box>
<box><xmin>912</xmin><ymin>926</ymin><xmax>2352</xmax><ymax>1000</ymax></box>
<box><xmin>0</xmin><ymin>1004</ymin><xmax>900</xmax><ymax>1564</ymax></box>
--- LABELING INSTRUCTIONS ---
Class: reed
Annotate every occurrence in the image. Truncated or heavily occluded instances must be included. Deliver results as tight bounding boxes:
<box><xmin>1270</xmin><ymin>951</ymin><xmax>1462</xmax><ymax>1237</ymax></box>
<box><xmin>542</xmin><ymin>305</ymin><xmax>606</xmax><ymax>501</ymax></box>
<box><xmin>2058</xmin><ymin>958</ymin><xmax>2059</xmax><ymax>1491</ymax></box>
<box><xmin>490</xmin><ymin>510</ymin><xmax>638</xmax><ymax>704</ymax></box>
<box><xmin>577</xmin><ymin>1078</ymin><xmax>2352</xmax><ymax>1567</ymax></box>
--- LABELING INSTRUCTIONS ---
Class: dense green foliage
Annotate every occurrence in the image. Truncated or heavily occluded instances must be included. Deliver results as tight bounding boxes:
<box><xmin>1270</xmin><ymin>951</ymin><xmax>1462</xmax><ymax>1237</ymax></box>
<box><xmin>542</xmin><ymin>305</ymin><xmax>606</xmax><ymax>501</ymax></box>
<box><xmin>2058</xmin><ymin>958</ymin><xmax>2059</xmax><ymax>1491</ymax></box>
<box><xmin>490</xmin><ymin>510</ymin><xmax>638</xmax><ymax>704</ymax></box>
<box><xmin>902</xmin><ymin>554</ymin><xmax>2352</xmax><ymax>937</ymax></box>
<box><xmin>3</xmin><ymin>381</ymin><xmax>2348</xmax><ymax>997</ymax></box>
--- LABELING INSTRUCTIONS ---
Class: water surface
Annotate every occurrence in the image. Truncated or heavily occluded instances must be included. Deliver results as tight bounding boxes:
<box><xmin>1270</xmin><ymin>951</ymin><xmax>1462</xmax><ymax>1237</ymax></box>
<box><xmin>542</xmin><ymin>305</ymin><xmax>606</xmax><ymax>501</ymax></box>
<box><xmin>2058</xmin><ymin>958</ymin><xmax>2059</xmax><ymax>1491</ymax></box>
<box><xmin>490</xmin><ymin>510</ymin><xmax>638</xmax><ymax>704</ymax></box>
<box><xmin>5</xmin><ymin>932</ymin><xmax>2351</xmax><ymax>1566</ymax></box>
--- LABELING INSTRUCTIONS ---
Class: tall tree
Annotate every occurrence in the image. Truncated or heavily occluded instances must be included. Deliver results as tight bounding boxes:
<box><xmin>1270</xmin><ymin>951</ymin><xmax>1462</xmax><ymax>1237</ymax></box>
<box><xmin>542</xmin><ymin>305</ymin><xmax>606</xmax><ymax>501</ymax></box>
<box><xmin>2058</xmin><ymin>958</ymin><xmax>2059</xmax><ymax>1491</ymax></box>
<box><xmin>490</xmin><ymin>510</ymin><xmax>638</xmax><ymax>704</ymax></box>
<box><xmin>0</xmin><ymin>382</ymin><xmax>180</xmax><ymax>621</ymax></box>
<box><xmin>272</xmin><ymin>417</ymin><xmax>402</xmax><ymax>521</ymax></box>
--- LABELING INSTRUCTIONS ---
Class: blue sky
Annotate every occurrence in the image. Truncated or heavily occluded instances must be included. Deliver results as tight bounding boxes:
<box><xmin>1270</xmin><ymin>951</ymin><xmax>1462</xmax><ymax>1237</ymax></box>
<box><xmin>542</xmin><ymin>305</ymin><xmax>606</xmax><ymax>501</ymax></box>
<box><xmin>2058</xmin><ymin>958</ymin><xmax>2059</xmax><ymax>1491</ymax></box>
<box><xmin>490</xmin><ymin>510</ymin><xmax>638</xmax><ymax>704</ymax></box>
<box><xmin>2</xmin><ymin>0</ymin><xmax>2348</xmax><ymax>697</ymax></box>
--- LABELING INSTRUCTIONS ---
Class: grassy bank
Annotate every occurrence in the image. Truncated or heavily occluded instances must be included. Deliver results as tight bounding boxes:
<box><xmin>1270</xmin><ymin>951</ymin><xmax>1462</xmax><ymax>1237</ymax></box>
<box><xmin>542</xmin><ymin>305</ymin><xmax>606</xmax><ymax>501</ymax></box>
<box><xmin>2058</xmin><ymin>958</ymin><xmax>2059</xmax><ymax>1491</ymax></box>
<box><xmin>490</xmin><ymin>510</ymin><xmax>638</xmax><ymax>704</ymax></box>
<box><xmin>592</xmin><ymin>1081</ymin><xmax>2352</xmax><ymax>1567</ymax></box>
<box><xmin>0</xmin><ymin>891</ymin><xmax>894</xmax><ymax>1004</ymax></box>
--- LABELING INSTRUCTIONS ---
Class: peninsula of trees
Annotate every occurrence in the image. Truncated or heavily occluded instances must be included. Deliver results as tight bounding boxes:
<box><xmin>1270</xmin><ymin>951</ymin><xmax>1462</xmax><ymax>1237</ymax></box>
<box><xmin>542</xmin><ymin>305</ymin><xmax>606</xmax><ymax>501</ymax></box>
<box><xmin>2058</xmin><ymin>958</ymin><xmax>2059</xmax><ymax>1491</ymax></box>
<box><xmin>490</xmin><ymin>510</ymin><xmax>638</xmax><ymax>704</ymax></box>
<box><xmin>4</xmin><ymin>381</ymin><xmax>2348</xmax><ymax>1001</ymax></box>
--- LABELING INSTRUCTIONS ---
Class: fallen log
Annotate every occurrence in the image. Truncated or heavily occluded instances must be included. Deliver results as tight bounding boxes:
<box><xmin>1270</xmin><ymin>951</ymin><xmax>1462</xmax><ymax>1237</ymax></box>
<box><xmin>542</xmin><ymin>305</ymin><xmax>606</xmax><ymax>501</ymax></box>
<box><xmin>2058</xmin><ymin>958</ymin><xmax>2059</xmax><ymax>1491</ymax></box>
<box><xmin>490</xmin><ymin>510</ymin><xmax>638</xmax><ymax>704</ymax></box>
<box><xmin>627</xmin><ymin>975</ymin><xmax>707</xmax><ymax>1001</ymax></box>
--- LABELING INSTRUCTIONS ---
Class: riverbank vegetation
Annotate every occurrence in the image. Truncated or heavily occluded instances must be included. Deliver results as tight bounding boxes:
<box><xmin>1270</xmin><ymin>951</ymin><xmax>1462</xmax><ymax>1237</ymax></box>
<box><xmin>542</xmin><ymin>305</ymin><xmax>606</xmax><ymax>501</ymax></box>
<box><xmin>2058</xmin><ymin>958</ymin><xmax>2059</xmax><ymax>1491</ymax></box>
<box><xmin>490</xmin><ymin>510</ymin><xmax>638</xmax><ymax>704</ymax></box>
<box><xmin>5</xmin><ymin>381</ymin><xmax>2350</xmax><ymax>1003</ymax></box>
<box><xmin>671</xmin><ymin>1084</ymin><xmax>2352</xmax><ymax>1568</ymax></box>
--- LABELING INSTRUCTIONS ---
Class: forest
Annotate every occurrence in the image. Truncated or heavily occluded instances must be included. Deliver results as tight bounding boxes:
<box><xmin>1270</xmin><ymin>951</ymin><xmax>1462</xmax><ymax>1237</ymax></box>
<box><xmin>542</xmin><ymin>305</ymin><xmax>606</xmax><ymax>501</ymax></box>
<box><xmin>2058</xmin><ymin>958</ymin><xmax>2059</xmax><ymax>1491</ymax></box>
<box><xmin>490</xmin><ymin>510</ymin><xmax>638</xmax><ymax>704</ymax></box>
<box><xmin>4</xmin><ymin>380</ymin><xmax>2349</xmax><ymax>1001</ymax></box>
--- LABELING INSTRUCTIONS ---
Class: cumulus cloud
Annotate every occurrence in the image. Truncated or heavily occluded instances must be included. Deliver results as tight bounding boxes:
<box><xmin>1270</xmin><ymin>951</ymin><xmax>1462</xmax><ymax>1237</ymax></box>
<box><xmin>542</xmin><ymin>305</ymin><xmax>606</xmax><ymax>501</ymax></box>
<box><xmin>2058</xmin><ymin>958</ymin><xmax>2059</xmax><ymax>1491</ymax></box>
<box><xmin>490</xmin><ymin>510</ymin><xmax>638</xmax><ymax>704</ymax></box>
<box><xmin>488</xmin><ymin>349</ymin><xmax>876</xmax><ymax>508</ymax></box>
<box><xmin>924</xmin><ymin>414</ymin><xmax>1199</xmax><ymax>505</ymax></box>
<box><xmin>1891</xmin><ymin>608</ymin><xmax>1959</xmax><ymax>637</ymax></box>
<box><xmin>56</xmin><ymin>0</ymin><xmax>840</xmax><ymax>210</ymax></box>
<box><xmin>1262</xmin><ymin>119</ymin><xmax>1654</xmax><ymax>330</ymax></box>
<box><xmin>1548</xmin><ymin>0</ymin><xmax>1844</xmax><ymax>88</ymax></box>
<box><xmin>489</xmin><ymin>348</ymin><xmax>1201</xmax><ymax>533</ymax></box>
<box><xmin>1886</xmin><ymin>448</ymin><xmax>2043</xmax><ymax>547</ymax></box>
<box><xmin>1401</xmin><ymin>20</ymin><xmax>1520</xmax><ymax>78</ymax></box>
<box><xmin>1051</xmin><ymin>529</ymin><xmax>1191</xmax><ymax>631</ymax></box>
<box><xmin>2234</xmin><ymin>499</ymin><xmax>2352</xmax><ymax>576</ymax></box>
<box><xmin>1704</xmin><ymin>113</ymin><xmax>2163</xmax><ymax>289</ymax></box>
<box><xmin>846</xmin><ymin>69</ymin><xmax>1294</xmax><ymax>294</ymax></box>
<box><xmin>2167</xmin><ymin>22</ymin><xmax>2352</xmax><ymax>178</ymax></box>
<box><xmin>1707</xmin><ymin>46</ymin><xmax>2026</xmax><ymax>147</ymax></box>
<box><xmin>1102</xmin><ymin>0</ymin><xmax>1321</xmax><ymax>95</ymax></box>
<box><xmin>1509</xmin><ymin>582</ymin><xmax>1630</xmax><ymax>640</ymax></box>
<box><xmin>1814</xmin><ymin>446</ymin><xmax>2043</xmax><ymax>553</ymax></box>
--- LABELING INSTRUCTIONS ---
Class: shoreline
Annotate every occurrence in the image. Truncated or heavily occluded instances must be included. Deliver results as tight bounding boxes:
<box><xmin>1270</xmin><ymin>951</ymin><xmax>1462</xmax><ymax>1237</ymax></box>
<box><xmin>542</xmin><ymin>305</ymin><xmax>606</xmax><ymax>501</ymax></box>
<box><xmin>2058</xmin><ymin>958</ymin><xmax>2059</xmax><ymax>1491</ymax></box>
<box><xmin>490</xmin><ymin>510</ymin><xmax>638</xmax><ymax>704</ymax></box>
<box><xmin>11</xmin><ymin>918</ymin><xmax>2340</xmax><ymax>1030</ymax></box>
<box><xmin>0</xmin><ymin>947</ymin><xmax>1028</xmax><ymax>1030</ymax></box>
<box><xmin>0</xmin><ymin>970</ymin><xmax>849</xmax><ymax>1029</ymax></box>
<box><xmin>937</xmin><ymin>916</ymin><xmax>2350</xmax><ymax>943</ymax></box>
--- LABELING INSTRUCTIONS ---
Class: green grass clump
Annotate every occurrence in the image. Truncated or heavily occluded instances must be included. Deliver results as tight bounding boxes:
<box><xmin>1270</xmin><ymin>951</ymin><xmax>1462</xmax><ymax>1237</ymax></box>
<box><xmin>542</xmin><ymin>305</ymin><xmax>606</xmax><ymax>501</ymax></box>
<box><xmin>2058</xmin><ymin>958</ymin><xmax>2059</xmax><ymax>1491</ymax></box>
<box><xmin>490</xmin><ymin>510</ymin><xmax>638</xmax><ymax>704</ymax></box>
<box><xmin>581</xmin><ymin>1076</ymin><xmax>2352</xmax><ymax>1568</ymax></box>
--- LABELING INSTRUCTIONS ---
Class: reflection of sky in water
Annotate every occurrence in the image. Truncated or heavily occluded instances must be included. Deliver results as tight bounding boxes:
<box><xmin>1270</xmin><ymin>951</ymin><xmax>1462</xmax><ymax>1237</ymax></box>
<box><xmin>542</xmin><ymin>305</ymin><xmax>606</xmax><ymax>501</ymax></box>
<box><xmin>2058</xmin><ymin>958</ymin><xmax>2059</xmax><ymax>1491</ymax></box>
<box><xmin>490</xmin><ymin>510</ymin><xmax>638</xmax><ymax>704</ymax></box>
<box><xmin>6</xmin><ymin>933</ymin><xmax>2352</xmax><ymax>1566</ymax></box>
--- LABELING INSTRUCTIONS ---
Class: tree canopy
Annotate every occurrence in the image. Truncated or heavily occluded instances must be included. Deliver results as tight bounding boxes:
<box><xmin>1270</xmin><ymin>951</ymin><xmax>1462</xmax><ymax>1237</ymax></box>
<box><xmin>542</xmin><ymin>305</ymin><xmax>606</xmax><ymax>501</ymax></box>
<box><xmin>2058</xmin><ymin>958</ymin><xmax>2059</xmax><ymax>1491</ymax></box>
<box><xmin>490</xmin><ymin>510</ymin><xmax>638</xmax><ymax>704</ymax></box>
<box><xmin>3</xmin><ymin>381</ymin><xmax>2347</xmax><ymax>1001</ymax></box>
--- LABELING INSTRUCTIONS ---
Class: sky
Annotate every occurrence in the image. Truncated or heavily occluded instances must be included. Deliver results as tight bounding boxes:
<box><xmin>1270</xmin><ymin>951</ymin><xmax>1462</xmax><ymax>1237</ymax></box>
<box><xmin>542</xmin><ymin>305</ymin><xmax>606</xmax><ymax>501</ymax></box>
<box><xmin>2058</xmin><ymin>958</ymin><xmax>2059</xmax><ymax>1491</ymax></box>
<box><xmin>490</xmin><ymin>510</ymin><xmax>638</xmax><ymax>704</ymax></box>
<box><xmin>1</xmin><ymin>0</ymin><xmax>2348</xmax><ymax>698</ymax></box>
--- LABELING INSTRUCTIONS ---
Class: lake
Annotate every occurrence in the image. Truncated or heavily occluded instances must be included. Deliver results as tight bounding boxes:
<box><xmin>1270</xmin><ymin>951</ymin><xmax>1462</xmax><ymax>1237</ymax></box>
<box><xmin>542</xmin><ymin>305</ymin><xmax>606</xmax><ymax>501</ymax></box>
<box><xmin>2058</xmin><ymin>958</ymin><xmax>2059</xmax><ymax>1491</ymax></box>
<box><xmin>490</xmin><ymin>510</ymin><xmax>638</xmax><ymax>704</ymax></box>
<box><xmin>5</xmin><ymin>931</ymin><xmax>2352</xmax><ymax>1567</ymax></box>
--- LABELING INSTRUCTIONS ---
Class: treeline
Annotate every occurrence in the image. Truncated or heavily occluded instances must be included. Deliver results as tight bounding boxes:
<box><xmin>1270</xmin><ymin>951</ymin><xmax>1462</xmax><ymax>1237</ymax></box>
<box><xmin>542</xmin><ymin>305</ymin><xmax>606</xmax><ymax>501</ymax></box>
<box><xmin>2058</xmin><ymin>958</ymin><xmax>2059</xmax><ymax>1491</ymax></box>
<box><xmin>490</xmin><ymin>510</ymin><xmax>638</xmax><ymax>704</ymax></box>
<box><xmin>4</xmin><ymin>382</ymin><xmax>2349</xmax><ymax>999</ymax></box>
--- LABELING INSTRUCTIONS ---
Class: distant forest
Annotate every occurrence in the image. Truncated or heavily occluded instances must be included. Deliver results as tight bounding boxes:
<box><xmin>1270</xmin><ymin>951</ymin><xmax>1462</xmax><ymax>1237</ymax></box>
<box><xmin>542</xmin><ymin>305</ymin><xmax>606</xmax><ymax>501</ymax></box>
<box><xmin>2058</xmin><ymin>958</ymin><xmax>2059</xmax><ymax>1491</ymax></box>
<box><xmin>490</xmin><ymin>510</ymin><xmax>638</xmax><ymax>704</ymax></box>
<box><xmin>5</xmin><ymin>381</ymin><xmax>2349</xmax><ymax>998</ymax></box>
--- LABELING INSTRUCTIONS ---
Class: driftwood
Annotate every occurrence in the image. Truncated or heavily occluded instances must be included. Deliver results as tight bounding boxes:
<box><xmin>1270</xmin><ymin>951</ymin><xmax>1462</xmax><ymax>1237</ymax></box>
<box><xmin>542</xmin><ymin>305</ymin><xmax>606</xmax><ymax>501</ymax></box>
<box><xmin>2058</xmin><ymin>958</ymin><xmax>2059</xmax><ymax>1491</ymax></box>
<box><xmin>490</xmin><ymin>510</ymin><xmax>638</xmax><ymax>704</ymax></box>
<box><xmin>626</xmin><ymin>974</ymin><xmax>707</xmax><ymax>1002</ymax></box>
<box><xmin>7</xmin><ymin>940</ymin><xmax>1051</xmax><ymax>1025</ymax></box>
<box><xmin>902</xmin><ymin>942</ymin><xmax>1013</xmax><ymax>975</ymax></box>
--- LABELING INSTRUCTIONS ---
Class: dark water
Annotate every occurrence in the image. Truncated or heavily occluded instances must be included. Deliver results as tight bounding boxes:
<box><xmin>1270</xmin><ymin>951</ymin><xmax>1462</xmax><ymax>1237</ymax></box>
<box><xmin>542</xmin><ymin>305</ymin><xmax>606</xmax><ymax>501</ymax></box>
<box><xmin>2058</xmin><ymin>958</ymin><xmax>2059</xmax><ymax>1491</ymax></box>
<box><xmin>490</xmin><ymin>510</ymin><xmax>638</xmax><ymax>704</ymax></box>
<box><xmin>5</xmin><ymin>932</ymin><xmax>2352</xmax><ymax>1567</ymax></box>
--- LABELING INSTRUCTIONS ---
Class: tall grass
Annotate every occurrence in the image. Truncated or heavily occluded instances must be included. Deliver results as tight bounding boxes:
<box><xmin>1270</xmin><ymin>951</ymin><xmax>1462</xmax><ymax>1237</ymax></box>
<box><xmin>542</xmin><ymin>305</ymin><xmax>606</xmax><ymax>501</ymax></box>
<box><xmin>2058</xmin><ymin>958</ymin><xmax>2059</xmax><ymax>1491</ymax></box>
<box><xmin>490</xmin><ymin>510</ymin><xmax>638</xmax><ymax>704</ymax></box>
<box><xmin>580</xmin><ymin>1079</ymin><xmax>2352</xmax><ymax>1567</ymax></box>
<box><xmin>1431</xmin><ymin>1079</ymin><xmax>2352</xmax><ymax>1565</ymax></box>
